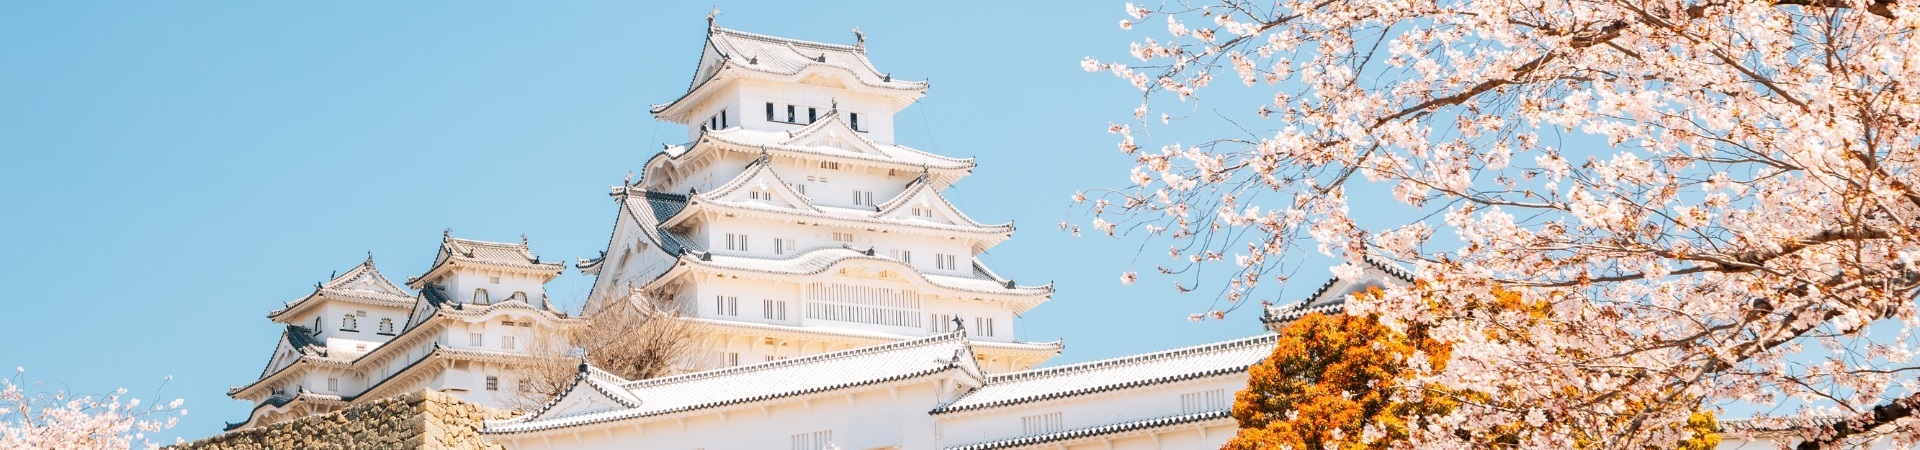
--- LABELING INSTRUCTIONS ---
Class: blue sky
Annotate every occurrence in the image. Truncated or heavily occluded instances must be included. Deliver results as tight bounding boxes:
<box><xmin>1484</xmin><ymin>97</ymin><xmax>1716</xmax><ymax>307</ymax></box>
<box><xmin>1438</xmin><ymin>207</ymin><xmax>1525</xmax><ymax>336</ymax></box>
<box><xmin>0</xmin><ymin>1</ymin><xmax>1352</xmax><ymax>442</ymax></box>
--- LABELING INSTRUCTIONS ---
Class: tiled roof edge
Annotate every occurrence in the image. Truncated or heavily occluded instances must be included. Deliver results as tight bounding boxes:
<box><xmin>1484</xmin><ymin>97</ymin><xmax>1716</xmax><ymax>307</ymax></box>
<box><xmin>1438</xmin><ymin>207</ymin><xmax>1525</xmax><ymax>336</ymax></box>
<box><xmin>484</xmin><ymin>365</ymin><xmax>961</xmax><ymax>435</ymax></box>
<box><xmin>621</xmin><ymin>329</ymin><xmax>968</xmax><ymax>389</ymax></box>
<box><xmin>945</xmin><ymin>409</ymin><xmax>1233</xmax><ymax>450</ymax></box>
<box><xmin>932</xmin><ymin>365</ymin><xmax>1253</xmax><ymax>414</ymax></box>
<box><xmin>981</xmin><ymin>333</ymin><xmax>1277</xmax><ymax>384</ymax></box>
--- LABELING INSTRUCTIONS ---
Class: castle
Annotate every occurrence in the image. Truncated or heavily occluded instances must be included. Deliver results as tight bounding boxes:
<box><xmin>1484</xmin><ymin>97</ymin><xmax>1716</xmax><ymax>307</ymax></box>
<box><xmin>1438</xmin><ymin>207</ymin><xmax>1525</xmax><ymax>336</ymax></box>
<box><xmin>223</xmin><ymin>21</ymin><xmax>1426</xmax><ymax>450</ymax></box>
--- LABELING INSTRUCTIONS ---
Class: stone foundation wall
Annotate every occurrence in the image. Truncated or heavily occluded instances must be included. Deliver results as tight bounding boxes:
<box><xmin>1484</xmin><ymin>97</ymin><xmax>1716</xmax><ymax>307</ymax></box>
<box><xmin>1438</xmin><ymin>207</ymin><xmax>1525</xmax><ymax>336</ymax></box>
<box><xmin>175</xmin><ymin>390</ymin><xmax>517</xmax><ymax>450</ymax></box>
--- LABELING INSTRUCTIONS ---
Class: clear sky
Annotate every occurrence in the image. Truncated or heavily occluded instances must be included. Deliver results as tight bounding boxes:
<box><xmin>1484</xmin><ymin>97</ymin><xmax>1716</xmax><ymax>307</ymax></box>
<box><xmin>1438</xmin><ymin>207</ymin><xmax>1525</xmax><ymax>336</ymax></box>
<box><xmin>0</xmin><ymin>1</ymin><xmax>1348</xmax><ymax>442</ymax></box>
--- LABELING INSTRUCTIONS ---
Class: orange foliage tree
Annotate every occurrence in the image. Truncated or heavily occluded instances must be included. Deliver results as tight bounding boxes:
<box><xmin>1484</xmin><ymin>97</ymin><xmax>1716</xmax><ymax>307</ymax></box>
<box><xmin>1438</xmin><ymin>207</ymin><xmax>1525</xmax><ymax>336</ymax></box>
<box><xmin>1226</xmin><ymin>310</ymin><xmax>1452</xmax><ymax>450</ymax></box>
<box><xmin>1229</xmin><ymin>289</ymin><xmax>1722</xmax><ymax>449</ymax></box>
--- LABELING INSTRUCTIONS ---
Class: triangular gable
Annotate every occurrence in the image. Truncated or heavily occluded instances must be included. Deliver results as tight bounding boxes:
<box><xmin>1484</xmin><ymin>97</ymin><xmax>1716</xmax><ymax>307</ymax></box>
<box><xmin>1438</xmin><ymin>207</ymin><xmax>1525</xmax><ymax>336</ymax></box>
<box><xmin>260</xmin><ymin>334</ymin><xmax>304</xmax><ymax>380</ymax></box>
<box><xmin>875</xmin><ymin>178</ymin><xmax>991</xmax><ymax>227</ymax></box>
<box><xmin>539</xmin><ymin>375</ymin><xmax>640</xmax><ymax>420</ymax></box>
<box><xmin>783</xmin><ymin>112</ymin><xmax>882</xmax><ymax>156</ymax></box>
<box><xmin>700</xmin><ymin>159</ymin><xmax>819</xmax><ymax>212</ymax></box>
<box><xmin>1311</xmin><ymin>257</ymin><xmax>1411</xmax><ymax>306</ymax></box>
<box><xmin>1265</xmin><ymin>257</ymin><xmax>1414</xmax><ymax>328</ymax></box>
<box><xmin>323</xmin><ymin>258</ymin><xmax>411</xmax><ymax>299</ymax></box>
<box><xmin>688</xmin><ymin>36</ymin><xmax>732</xmax><ymax>92</ymax></box>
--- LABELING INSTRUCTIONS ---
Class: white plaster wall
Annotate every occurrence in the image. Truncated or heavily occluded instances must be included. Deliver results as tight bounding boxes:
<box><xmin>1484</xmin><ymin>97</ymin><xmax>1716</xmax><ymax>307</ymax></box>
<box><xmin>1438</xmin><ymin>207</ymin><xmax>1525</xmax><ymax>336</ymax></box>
<box><xmin>692</xmin><ymin>213</ymin><xmax>978</xmax><ymax>276</ymax></box>
<box><xmin>682</xmin><ymin>274</ymin><xmax>1022</xmax><ymax>343</ymax></box>
<box><xmin>706</xmin><ymin>79</ymin><xmax>901</xmax><ymax>144</ymax></box>
<box><xmin>442</xmin><ymin>270</ymin><xmax>548</xmax><ymax>308</ymax></box>
<box><xmin>498</xmin><ymin>381</ymin><xmax>947</xmax><ymax>450</ymax></box>
<box><xmin>305</xmin><ymin>303</ymin><xmax>409</xmax><ymax>353</ymax></box>
<box><xmin>938</xmin><ymin>375</ymin><xmax>1249</xmax><ymax>446</ymax></box>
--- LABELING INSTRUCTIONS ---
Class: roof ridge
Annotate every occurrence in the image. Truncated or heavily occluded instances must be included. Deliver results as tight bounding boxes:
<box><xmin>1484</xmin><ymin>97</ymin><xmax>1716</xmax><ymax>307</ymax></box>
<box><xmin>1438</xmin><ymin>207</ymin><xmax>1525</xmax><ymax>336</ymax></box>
<box><xmin>621</xmin><ymin>329</ymin><xmax>969</xmax><ymax>389</ymax></box>
<box><xmin>712</xmin><ymin>26</ymin><xmax>862</xmax><ymax>52</ymax></box>
<box><xmin>986</xmin><ymin>333</ymin><xmax>1278</xmax><ymax>382</ymax></box>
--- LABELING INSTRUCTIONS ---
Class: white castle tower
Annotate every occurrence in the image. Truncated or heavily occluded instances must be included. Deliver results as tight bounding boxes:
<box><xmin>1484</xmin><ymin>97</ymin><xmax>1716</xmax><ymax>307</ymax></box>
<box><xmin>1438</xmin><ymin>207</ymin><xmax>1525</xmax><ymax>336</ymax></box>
<box><xmin>578</xmin><ymin>24</ymin><xmax>1060</xmax><ymax>372</ymax></box>
<box><xmin>225</xmin><ymin>234</ymin><xmax>578</xmax><ymax>430</ymax></box>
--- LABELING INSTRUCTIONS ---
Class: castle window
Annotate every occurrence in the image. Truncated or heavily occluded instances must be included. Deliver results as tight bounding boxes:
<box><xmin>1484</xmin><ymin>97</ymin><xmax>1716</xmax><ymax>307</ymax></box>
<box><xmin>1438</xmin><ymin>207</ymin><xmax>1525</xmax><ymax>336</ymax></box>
<box><xmin>1021</xmin><ymin>412</ymin><xmax>1063</xmax><ymax>435</ymax></box>
<box><xmin>929</xmin><ymin>314</ymin><xmax>955</xmax><ymax>333</ymax></box>
<box><xmin>790</xmin><ymin>183</ymin><xmax>807</xmax><ymax>196</ymax></box>
<box><xmin>714</xmin><ymin>296</ymin><xmax>738</xmax><ymax>316</ymax></box>
<box><xmin>1181</xmin><ymin>389</ymin><xmax>1229</xmax><ymax>414</ymax></box>
<box><xmin>787</xmin><ymin>105</ymin><xmax>796</xmax><ymax>123</ymax></box>
<box><xmin>485</xmin><ymin>376</ymin><xmax>498</xmax><ymax>391</ymax></box>
<box><xmin>775</xmin><ymin>238</ymin><xmax>796</xmax><ymax>255</ymax></box>
<box><xmin>766</xmin><ymin>102</ymin><xmax>775</xmax><ymax>121</ymax></box>
<box><xmin>935</xmin><ymin>254</ymin><xmax>958</xmax><ymax>270</ymax></box>
<box><xmin>852</xmin><ymin>190</ymin><xmax>874</xmax><ymax>206</ymax></box>
<box><xmin>912</xmin><ymin>207</ymin><xmax>934</xmax><ymax>218</ymax></box>
<box><xmin>719</xmin><ymin>351</ymin><xmax>740</xmax><ymax>367</ymax></box>
<box><xmin>377</xmin><ymin>318</ymin><xmax>394</xmax><ymax>335</ymax></box>
<box><xmin>720</xmin><ymin>109</ymin><xmax>728</xmax><ymax>128</ymax></box>
<box><xmin>489</xmin><ymin>276</ymin><xmax>500</xmax><ymax>284</ymax></box>
<box><xmin>791</xmin><ymin>430</ymin><xmax>833</xmax><ymax>450</ymax></box>
<box><xmin>850</xmin><ymin>113</ymin><xmax>860</xmax><ymax>131</ymax></box>
<box><xmin>710</xmin><ymin>116</ymin><xmax>718</xmax><ymax>130</ymax></box>
<box><xmin>725</xmin><ymin>233</ymin><xmax>749</xmax><ymax>251</ymax></box>
<box><xmin>805</xmin><ymin>284</ymin><xmax>922</xmax><ymax>328</ymax></box>
<box><xmin>473</xmin><ymin>288</ymin><xmax>491</xmax><ymax>305</ymax></box>
<box><xmin>818</xmin><ymin>161</ymin><xmax>841</xmax><ymax>170</ymax></box>
<box><xmin>890</xmin><ymin>249</ymin><xmax>912</xmax><ymax>264</ymax></box>
<box><xmin>831</xmin><ymin>232</ymin><xmax>855</xmax><ymax>243</ymax></box>
<box><xmin>341</xmin><ymin>314</ymin><xmax>358</xmax><ymax>332</ymax></box>
<box><xmin>763</xmin><ymin>299</ymin><xmax>787</xmax><ymax>321</ymax></box>
<box><xmin>502</xmin><ymin>335</ymin><xmax>516</xmax><ymax>350</ymax></box>
<box><xmin>469</xmin><ymin>333</ymin><xmax>483</xmax><ymax>347</ymax></box>
<box><xmin>807</xmin><ymin>107</ymin><xmax>817</xmax><ymax>123</ymax></box>
<box><xmin>974</xmin><ymin>317</ymin><xmax>996</xmax><ymax>337</ymax></box>
<box><xmin>749</xmin><ymin>190</ymin><xmax>773</xmax><ymax>201</ymax></box>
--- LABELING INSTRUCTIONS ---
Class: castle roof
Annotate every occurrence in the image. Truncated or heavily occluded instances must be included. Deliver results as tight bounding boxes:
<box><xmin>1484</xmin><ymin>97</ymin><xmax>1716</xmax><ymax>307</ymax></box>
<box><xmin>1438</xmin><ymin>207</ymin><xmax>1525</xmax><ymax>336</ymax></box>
<box><xmin>268</xmin><ymin>256</ymin><xmax>415</xmax><ymax>321</ymax></box>
<box><xmin>653</xmin><ymin>158</ymin><xmax>1013</xmax><ymax>240</ymax></box>
<box><xmin>407</xmin><ymin>233</ymin><xmax>565</xmax><ymax>288</ymax></box>
<box><xmin>484</xmin><ymin>330</ymin><xmax>982</xmax><ymax>435</ymax></box>
<box><xmin>642</xmin><ymin>111</ymin><xmax>974</xmax><ymax>192</ymax></box>
<box><xmin>666</xmin><ymin>246</ymin><xmax>1053</xmax><ymax>301</ymax></box>
<box><xmin>696</xmin><ymin>112</ymin><xmax>972</xmax><ymax>170</ymax></box>
<box><xmin>1261</xmin><ymin>255</ymin><xmax>1414</xmax><ymax>326</ymax></box>
<box><xmin>933</xmin><ymin>333</ymin><xmax>1278</xmax><ymax>414</ymax></box>
<box><xmin>653</xmin><ymin>26</ymin><xmax>927</xmax><ymax>119</ymax></box>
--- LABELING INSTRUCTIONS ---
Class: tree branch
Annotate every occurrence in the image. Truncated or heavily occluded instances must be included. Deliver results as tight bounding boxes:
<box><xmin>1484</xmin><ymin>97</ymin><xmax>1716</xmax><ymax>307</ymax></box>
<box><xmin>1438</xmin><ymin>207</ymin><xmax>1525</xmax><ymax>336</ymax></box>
<box><xmin>1795</xmin><ymin>391</ymin><xmax>1920</xmax><ymax>449</ymax></box>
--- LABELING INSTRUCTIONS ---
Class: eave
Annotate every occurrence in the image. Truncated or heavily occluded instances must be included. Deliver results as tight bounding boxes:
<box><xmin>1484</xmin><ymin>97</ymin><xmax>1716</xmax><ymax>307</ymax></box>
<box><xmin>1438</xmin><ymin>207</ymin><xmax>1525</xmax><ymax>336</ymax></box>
<box><xmin>651</xmin><ymin>62</ymin><xmax>926</xmax><ymax>124</ymax></box>
<box><xmin>406</xmin><ymin>258</ymin><xmax>565</xmax><ymax>290</ymax></box>
<box><xmin>266</xmin><ymin>289</ymin><xmax>415</xmax><ymax>322</ymax></box>
<box><xmin>641</xmin><ymin>134</ymin><xmax>973</xmax><ymax>194</ymax></box>
<box><xmin>661</xmin><ymin>197</ymin><xmax>1013</xmax><ymax>247</ymax></box>
<box><xmin>644</xmin><ymin>249</ymin><xmax>1052</xmax><ymax>312</ymax></box>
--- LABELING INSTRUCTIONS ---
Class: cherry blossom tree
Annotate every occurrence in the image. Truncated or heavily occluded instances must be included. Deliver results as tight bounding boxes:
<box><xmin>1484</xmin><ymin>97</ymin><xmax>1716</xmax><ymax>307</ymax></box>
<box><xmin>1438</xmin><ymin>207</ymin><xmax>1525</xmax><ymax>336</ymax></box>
<box><xmin>1078</xmin><ymin>0</ymin><xmax>1920</xmax><ymax>447</ymax></box>
<box><xmin>0</xmin><ymin>368</ymin><xmax>186</xmax><ymax>450</ymax></box>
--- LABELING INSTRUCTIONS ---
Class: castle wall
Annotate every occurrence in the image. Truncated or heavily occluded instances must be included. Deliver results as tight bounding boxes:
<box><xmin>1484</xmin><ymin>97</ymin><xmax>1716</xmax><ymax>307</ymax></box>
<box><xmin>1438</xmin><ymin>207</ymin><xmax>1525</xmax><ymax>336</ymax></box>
<box><xmin>177</xmin><ymin>390</ymin><xmax>514</xmax><ymax>450</ymax></box>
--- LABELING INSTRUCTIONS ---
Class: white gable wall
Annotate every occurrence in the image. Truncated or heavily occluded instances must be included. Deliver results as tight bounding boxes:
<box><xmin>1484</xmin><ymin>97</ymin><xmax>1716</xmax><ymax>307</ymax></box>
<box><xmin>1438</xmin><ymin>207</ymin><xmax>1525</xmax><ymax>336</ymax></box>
<box><xmin>495</xmin><ymin>380</ymin><xmax>947</xmax><ymax>450</ymax></box>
